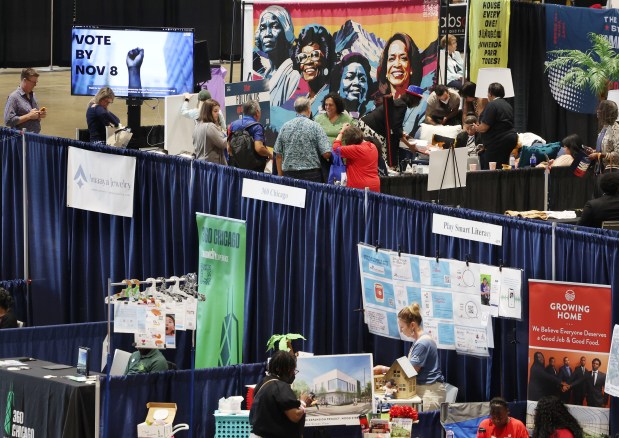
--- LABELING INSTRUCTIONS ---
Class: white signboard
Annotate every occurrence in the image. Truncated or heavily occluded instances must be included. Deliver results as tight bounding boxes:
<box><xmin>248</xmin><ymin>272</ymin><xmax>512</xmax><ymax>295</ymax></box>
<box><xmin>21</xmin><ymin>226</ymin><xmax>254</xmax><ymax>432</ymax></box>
<box><xmin>67</xmin><ymin>146</ymin><xmax>136</xmax><ymax>217</ymax></box>
<box><xmin>432</xmin><ymin>213</ymin><xmax>503</xmax><ymax>246</ymax></box>
<box><xmin>242</xmin><ymin>178</ymin><xmax>306</xmax><ymax>208</ymax></box>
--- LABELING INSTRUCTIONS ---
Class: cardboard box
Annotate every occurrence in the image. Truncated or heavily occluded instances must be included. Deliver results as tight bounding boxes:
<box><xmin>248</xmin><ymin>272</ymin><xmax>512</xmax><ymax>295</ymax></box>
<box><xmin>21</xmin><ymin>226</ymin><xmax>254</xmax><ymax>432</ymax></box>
<box><xmin>137</xmin><ymin>402</ymin><xmax>177</xmax><ymax>438</ymax></box>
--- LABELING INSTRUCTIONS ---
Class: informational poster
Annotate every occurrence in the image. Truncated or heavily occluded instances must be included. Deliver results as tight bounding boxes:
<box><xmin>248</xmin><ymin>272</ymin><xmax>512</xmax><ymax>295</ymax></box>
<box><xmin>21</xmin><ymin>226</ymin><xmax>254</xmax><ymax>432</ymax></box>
<box><xmin>604</xmin><ymin>324</ymin><xmax>619</xmax><ymax>398</ymax></box>
<box><xmin>358</xmin><ymin>243</ymin><xmax>523</xmax><ymax>356</ymax></box>
<box><xmin>134</xmin><ymin>305</ymin><xmax>166</xmax><ymax>349</ymax></box>
<box><xmin>195</xmin><ymin>213</ymin><xmax>247</xmax><ymax>368</ymax></box>
<box><xmin>468</xmin><ymin>0</ymin><xmax>511</xmax><ymax>82</ymax></box>
<box><xmin>293</xmin><ymin>354</ymin><xmax>373</xmax><ymax>427</ymax></box>
<box><xmin>224</xmin><ymin>80</ymin><xmax>270</xmax><ymax>128</ymax></box>
<box><xmin>527</xmin><ymin>280</ymin><xmax>611</xmax><ymax>435</ymax></box>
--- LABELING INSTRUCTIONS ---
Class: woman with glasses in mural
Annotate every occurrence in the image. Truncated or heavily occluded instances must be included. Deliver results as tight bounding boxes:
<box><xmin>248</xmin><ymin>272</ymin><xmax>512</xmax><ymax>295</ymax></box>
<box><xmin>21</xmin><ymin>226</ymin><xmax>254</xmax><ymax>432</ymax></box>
<box><xmin>253</xmin><ymin>5</ymin><xmax>300</xmax><ymax>107</ymax></box>
<box><xmin>292</xmin><ymin>24</ymin><xmax>335</xmax><ymax>115</ymax></box>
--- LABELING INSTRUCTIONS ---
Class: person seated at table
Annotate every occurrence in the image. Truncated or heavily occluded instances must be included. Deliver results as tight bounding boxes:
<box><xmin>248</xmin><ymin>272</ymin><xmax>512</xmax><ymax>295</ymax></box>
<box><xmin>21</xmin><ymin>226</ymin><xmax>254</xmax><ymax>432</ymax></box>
<box><xmin>124</xmin><ymin>348</ymin><xmax>169</xmax><ymax>375</ymax></box>
<box><xmin>536</xmin><ymin>134</ymin><xmax>584</xmax><ymax>168</ymax></box>
<box><xmin>578</xmin><ymin>172</ymin><xmax>619</xmax><ymax>228</ymax></box>
<box><xmin>425</xmin><ymin>84</ymin><xmax>461</xmax><ymax>126</ymax></box>
<box><xmin>0</xmin><ymin>287</ymin><xmax>18</xmax><ymax>329</ymax></box>
<box><xmin>455</xmin><ymin>115</ymin><xmax>481</xmax><ymax>156</ymax></box>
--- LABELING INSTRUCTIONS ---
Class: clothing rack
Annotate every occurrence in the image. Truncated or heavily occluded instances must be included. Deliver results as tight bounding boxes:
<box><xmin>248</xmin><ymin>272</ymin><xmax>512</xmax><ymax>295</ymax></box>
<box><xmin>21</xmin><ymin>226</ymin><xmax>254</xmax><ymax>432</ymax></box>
<box><xmin>104</xmin><ymin>274</ymin><xmax>199</xmax><ymax>438</ymax></box>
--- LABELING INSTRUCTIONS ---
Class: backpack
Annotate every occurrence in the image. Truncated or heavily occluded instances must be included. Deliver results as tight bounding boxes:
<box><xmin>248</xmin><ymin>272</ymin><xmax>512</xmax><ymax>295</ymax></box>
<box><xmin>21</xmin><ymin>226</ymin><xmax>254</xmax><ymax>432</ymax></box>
<box><xmin>228</xmin><ymin>121</ymin><xmax>266</xmax><ymax>171</ymax></box>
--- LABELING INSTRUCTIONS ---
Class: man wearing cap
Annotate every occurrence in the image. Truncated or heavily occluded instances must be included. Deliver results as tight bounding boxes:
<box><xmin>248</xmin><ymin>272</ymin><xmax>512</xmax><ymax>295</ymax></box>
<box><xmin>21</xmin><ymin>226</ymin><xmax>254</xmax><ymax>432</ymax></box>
<box><xmin>181</xmin><ymin>90</ymin><xmax>226</xmax><ymax>130</ymax></box>
<box><xmin>425</xmin><ymin>84</ymin><xmax>461</xmax><ymax>126</ymax></box>
<box><xmin>359</xmin><ymin>85</ymin><xmax>424</xmax><ymax>169</ymax></box>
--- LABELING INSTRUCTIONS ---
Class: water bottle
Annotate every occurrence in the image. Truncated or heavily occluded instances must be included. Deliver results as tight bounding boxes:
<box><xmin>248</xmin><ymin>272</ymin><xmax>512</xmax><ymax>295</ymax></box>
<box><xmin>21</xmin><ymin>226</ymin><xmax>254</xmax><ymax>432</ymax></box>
<box><xmin>509</xmin><ymin>155</ymin><xmax>516</xmax><ymax>169</ymax></box>
<box><xmin>529</xmin><ymin>154</ymin><xmax>537</xmax><ymax>167</ymax></box>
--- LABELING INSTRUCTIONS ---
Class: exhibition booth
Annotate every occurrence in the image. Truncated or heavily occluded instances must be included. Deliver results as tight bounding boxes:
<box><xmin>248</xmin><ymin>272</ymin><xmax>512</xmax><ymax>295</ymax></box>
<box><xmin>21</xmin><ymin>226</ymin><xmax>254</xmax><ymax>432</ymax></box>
<box><xmin>2</xmin><ymin>0</ymin><xmax>619</xmax><ymax>437</ymax></box>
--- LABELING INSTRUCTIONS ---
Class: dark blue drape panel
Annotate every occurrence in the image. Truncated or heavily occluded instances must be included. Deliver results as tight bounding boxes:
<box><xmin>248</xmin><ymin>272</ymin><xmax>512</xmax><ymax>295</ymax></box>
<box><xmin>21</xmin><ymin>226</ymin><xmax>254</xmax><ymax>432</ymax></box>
<box><xmin>0</xmin><ymin>129</ymin><xmax>24</xmax><ymax>280</ymax></box>
<box><xmin>102</xmin><ymin>363</ymin><xmax>265</xmax><ymax>438</ymax></box>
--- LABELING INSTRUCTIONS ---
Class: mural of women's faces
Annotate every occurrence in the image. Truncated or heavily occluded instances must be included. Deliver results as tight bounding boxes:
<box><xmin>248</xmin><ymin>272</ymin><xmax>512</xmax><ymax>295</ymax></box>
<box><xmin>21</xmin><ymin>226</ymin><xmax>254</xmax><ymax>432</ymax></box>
<box><xmin>292</xmin><ymin>25</ymin><xmax>335</xmax><ymax>99</ymax></box>
<box><xmin>254</xmin><ymin>5</ymin><xmax>295</xmax><ymax>76</ymax></box>
<box><xmin>332</xmin><ymin>52</ymin><xmax>375</xmax><ymax>116</ymax></box>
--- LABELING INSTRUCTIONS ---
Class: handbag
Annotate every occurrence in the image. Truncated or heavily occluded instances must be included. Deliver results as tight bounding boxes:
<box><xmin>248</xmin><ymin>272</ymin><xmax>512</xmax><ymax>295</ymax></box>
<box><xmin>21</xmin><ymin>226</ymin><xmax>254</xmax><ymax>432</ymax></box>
<box><xmin>327</xmin><ymin>148</ymin><xmax>347</xmax><ymax>184</ymax></box>
<box><xmin>106</xmin><ymin>126</ymin><xmax>133</xmax><ymax>148</ymax></box>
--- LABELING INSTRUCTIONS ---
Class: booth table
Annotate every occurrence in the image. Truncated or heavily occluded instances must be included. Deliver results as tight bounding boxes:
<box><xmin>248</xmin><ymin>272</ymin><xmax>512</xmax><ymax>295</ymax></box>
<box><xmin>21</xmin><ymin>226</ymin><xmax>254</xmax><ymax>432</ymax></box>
<box><xmin>380</xmin><ymin>167</ymin><xmax>596</xmax><ymax>214</ymax></box>
<box><xmin>0</xmin><ymin>358</ymin><xmax>99</xmax><ymax>438</ymax></box>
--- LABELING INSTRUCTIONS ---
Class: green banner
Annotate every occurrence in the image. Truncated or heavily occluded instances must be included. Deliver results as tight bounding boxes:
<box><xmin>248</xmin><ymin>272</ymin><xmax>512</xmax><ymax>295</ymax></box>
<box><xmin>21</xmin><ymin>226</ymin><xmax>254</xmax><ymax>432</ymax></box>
<box><xmin>195</xmin><ymin>213</ymin><xmax>246</xmax><ymax>368</ymax></box>
<box><xmin>468</xmin><ymin>0</ymin><xmax>511</xmax><ymax>83</ymax></box>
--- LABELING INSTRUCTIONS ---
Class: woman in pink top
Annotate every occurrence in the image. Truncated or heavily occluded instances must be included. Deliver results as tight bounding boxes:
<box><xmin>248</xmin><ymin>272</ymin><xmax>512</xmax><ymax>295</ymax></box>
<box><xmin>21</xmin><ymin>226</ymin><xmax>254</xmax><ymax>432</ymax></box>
<box><xmin>532</xmin><ymin>396</ymin><xmax>583</xmax><ymax>438</ymax></box>
<box><xmin>333</xmin><ymin>124</ymin><xmax>380</xmax><ymax>192</ymax></box>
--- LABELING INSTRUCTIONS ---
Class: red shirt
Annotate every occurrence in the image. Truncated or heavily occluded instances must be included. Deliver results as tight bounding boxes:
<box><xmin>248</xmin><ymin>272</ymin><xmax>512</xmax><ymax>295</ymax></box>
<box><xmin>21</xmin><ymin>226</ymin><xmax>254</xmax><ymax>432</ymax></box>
<box><xmin>478</xmin><ymin>417</ymin><xmax>529</xmax><ymax>438</ymax></box>
<box><xmin>333</xmin><ymin>140</ymin><xmax>380</xmax><ymax>192</ymax></box>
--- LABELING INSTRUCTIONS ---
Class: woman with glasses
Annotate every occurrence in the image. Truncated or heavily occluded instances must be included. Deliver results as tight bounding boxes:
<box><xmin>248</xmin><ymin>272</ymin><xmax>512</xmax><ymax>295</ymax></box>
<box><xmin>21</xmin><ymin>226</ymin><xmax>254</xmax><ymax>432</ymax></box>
<box><xmin>249</xmin><ymin>350</ymin><xmax>314</xmax><ymax>438</ymax></box>
<box><xmin>292</xmin><ymin>25</ymin><xmax>335</xmax><ymax>115</ymax></box>
<box><xmin>86</xmin><ymin>86</ymin><xmax>120</xmax><ymax>144</ymax></box>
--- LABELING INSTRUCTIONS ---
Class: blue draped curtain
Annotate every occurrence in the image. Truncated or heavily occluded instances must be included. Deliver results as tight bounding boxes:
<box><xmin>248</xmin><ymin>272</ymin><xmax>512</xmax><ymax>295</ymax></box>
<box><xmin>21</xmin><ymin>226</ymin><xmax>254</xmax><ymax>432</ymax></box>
<box><xmin>1</xmin><ymin>128</ymin><xmax>618</xmax><ymax>433</ymax></box>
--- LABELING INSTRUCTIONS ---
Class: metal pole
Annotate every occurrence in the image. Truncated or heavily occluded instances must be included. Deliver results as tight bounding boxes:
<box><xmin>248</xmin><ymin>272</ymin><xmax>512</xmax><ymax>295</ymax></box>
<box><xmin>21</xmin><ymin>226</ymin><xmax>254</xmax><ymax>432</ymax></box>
<box><xmin>103</xmin><ymin>278</ymin><xmax>112</xmax><ymax>438</ymax></box>
<box><xmin>50</xmin><ymin>0</ymin><xmax>54</xmax><ymax>70</ymax></box>
<box><xmin>463</xmin><ymin>0</ymin><xmax>471</xmax><ymax>81</ymax></box>
<box><xmin>544</xmin><ymin>167</ymin><xmax>549</xmax><ymax>211</ymax></box>
<box><xmin>240</xmin><ymin>1</ymin><xmax>246</xmax><ymax>81</ymax></box>
<box><xmin>551</xmin><ymin>222</ymin><xmax>556</xmax><ymax>281</ymax></box>
<box><xmin>229</xmin><ymin>0</ymin><xmax>237</xmax><ymax>83</ymax></box>
<box><xmin>21</xmin><ymin>130</ymin><xmax>31</xmax><ymax>324</ymax></box>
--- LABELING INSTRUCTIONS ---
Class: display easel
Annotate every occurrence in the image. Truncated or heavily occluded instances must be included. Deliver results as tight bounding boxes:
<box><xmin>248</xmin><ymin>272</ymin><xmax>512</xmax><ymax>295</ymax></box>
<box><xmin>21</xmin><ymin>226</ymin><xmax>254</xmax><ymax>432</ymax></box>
<box><xmin>427</xmin><ymin>146</ymin><xmax>468</xmax><ymax>205</ymax></box>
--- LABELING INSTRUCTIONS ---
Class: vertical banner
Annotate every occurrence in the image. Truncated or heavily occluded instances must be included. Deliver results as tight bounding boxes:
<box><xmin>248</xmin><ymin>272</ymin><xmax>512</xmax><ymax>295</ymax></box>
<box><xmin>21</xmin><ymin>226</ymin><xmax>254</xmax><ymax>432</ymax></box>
<box><xmin>527</xmin><ymin>280</ymin><xmax>611</xmax><ymax>435</ymax></box>
<box><xmin>195</xmin><ymin>213</ymin><xmax>247</xmax><ymax>368</ymax></box>
<box><xmin>468</xmin><ymin>0</ymin><xmax>510</xmax><ymax>83</ymax></box>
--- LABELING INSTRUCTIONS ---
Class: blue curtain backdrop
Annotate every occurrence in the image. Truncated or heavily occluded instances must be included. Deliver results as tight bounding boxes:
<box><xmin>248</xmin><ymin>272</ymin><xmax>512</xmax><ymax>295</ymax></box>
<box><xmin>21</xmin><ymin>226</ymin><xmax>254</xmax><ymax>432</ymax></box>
<box><xmin>1</xmin><ymin>127</ymin><xmax>618</xmax><ymax>433</ymax></box>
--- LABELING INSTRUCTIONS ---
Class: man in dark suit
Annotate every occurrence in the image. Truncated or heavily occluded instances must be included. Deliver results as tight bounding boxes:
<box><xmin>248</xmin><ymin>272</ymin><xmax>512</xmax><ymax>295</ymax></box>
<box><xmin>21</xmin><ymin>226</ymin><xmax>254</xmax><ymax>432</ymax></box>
<box><xmin>558</xmin><ymin>356</ymin><xmax>572</xmax><ymax>403</ymax></box>
<box><xmin>569</xmin><ymin>356</ymin><xmax>588</xmax><ymax>405</ymax></box>
<box><xmin>585</xmin><ymin>358</ymin><xmax>608</xmax><ymax>407</ymax></box>
<box><xmin>579</xmin><ymin>171</ymin><xmax>619</xmax><ymax>228</ymax></box>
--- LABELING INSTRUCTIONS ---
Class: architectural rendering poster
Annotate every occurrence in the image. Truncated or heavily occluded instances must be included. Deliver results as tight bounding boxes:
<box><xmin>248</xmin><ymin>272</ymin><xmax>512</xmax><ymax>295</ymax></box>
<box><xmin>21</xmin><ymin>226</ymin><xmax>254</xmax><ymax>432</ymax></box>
<box><xmin>293</xmin><ymin>353</ymin><xmax>373</xmax><ymax>427</ymax></box>
<box><xmin>249</xmin><ymin>0</ymin><xmax>439</xmax><ymax>145</ymax></box>
<box><xmin>527</xmin><ymin>280</ymin><xmax>611</xmax><ymax>436</ymax></box>
<box><xmin>357</xmin><ymin>243</ymin><xmax>523</xmax><ymax>356</ymax></box>
<box><xmin>195</xmin><ymin>213</ymin><xmax>247</xmax><ymax>368</ymax></box>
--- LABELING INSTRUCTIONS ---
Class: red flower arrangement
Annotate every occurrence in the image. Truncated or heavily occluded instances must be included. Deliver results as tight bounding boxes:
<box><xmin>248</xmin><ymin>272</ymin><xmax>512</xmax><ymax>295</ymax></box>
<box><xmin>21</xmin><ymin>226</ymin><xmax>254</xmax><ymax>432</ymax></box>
<box><xmin>389</xmin><ymin>405</ymin><xmax>418</xmax><ymax>421</ymax></box>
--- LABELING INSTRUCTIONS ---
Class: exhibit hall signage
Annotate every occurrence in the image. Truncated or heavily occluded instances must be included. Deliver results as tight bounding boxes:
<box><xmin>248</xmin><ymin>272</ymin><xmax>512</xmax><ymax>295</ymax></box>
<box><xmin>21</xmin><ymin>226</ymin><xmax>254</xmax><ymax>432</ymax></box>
<box><xmin>526</xmin><ymin>280</ymin><xmax>611</xmax><ymax>435</ymax></box>
<box><xmin>195</xmin><ymin>213</ymin><xmax>247</xmax><ymax>368</ymax></box>
<box><xmin>241</xmin><ymin>178</ymin><xmax>306</xmax><ymax>208</ymax></box>
<box><xmin>432</xmin><ymin>213</ymin><xmax>503</xmax><ymax>246</ymax></box>
<box><xmin>66</xmin><ymin>146</ymin><xmax>136</xmax><ymax>217</ymax></box>
<box><xmin>468</xmin><ymin>0</ymin><xmax>511</xmax><ymax>82</ymax></box>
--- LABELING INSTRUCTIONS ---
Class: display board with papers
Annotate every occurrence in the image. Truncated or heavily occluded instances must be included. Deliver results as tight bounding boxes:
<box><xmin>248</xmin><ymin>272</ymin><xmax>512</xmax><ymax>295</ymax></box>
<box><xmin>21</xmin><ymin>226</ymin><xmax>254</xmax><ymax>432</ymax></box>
<box><xmin>357</xmin><ymin>243</ymin><xmax>523</xmax><ymax>356</ymax></box>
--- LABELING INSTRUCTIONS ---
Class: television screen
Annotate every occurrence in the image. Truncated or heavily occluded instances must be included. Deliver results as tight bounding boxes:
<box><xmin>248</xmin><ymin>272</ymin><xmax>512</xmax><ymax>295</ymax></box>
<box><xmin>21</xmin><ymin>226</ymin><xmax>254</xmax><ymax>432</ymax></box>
<box><xmin>72</xmin><ymin>26</ymin><xmax>194</xmax><ymax>98</ymax></box>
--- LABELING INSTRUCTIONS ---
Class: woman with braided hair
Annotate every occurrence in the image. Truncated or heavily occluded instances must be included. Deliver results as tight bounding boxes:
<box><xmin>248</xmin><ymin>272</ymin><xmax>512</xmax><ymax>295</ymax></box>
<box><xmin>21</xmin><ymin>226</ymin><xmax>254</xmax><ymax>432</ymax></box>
<box><xmin>373</xmin><ymin>302</ymin><xmax>446</xmax><ymax>411</ymax></box>
<box><xmin>532</xmin><ymin>395</ymin><xmax>583</xmax><ymax>438</ymax></box>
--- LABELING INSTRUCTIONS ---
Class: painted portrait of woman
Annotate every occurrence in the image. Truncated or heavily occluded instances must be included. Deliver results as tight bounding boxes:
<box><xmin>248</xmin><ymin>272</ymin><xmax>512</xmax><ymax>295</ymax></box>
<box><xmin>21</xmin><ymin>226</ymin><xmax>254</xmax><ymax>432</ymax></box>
<box><xmin>376</xmin><ymin>32</ymin><xmax>423</xmax><ymax>99</ymax></box>
<box><xmin>331</xmin><ymin>52</ymin><xmax>375</xmax><ymax>117</ymax></box>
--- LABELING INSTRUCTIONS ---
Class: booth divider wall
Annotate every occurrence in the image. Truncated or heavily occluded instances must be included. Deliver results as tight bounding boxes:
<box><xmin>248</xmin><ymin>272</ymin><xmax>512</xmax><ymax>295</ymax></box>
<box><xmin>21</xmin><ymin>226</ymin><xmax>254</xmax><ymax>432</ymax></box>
<box><xmin>1</xmin><ymin>127</ymin><xmax>618</xmax><ymax>434</ymax></box>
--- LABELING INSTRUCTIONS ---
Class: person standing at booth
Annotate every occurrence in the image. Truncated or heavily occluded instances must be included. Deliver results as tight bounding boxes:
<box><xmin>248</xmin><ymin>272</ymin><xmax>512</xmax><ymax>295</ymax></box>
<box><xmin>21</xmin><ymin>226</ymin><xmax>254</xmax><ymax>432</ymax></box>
<box><xmin>4</xmin><ymin>68</ymin><xmax>46</xmax><ymax>134</ymax></box>
<box><xmin>373</xmin><ymin>303</ymin><xmax>446</xmax><ymax>411</ymax></box>
<box><xmin>86</xmin><ymin>86</ymin><xmax>120</xmax><ymax>144</ymax></box>
<box><xmin>475</xmin><ymin>82</ymin><xmax>518</xmax><ymax>169</ymax></box>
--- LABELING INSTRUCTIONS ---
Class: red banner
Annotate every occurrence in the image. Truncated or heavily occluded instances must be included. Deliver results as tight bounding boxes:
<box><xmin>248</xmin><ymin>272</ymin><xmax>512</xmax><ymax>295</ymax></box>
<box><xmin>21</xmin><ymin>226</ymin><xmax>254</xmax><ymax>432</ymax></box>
<box><xmin>528</xmin><ymin>280</ymin><xmax>611</xmax><ymax>408</ymax></box>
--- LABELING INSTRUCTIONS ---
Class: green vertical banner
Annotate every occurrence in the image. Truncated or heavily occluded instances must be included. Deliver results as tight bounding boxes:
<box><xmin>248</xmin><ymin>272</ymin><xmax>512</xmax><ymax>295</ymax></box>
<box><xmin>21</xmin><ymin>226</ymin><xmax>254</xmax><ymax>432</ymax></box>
<box><xmin>195</xmin><ymin>213</ymin><xmax>246</xmax><ymax>368</ymax></box>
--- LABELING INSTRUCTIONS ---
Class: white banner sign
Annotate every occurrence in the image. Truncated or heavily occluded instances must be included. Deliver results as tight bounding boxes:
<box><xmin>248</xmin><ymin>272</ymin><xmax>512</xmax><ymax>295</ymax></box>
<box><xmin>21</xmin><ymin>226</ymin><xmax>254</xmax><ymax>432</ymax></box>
<box><xmin>432</xmin><ymin>213</ymin><xmax>503</xmax><ymax>246</ymax></box>
<box><xmin>241</xmin><ymin>178</ymin><xmax>306</xmax><ymax>208</ymax></box>
<box><xmin>67</xmin><ymin>146</ymin><xmax>136</xmax><ymax>217</ymax></box>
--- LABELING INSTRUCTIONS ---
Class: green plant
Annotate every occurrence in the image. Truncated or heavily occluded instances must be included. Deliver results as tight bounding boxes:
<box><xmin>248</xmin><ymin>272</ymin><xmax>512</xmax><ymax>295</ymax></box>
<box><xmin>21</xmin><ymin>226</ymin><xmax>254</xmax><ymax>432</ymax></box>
<box><xmin>545</xmin><ymin>32</ymin><xmax>619</xmax><ymax>99</ymax></box>
<box><xmin>266</xmin><ymin>333</ymin><xmax>306</xmax><ymax>353</ymax></box>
